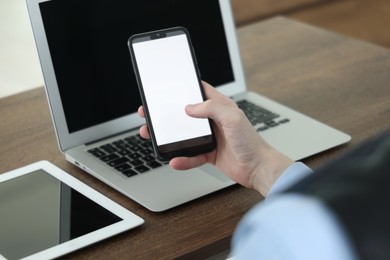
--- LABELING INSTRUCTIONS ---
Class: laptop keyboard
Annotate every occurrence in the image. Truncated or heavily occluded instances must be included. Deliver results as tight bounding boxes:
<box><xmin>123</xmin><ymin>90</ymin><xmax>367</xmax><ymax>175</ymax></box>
<box><xmin>88</xmin><ymin>100</ymin><xmax>289</xmax><ymax>178</ymax></box>
<box><xmin>236</xmin><ymin>100</ymin><xmax>290</xmax><ymax>132</ymax></box>
<box><xmin>88</xmin><ymin>134</ymin><xmax>167</xmax><ymax>178</ymax></box>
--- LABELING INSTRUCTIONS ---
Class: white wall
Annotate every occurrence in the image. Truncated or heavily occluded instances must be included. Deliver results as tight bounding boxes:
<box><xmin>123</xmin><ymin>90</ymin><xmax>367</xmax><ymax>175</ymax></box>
<box><xmin>0</xmin><ymin>0</ymin><xmax>44</xmax><ymax>98</ymax></box>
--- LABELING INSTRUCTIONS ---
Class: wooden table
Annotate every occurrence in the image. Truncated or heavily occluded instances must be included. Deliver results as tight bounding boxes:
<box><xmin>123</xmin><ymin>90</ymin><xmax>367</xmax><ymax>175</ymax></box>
<box><xmin>1</xmin><ymin>17</ymin><xmax>389</xmax><ymax>259</ymax></box>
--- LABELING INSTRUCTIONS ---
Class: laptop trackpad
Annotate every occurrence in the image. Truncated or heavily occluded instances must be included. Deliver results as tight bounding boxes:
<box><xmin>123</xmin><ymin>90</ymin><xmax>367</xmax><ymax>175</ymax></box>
<box><xmin>199</xmin><ymin>164</ymin><xmax>233</xmax><ymax>183</ymax></box>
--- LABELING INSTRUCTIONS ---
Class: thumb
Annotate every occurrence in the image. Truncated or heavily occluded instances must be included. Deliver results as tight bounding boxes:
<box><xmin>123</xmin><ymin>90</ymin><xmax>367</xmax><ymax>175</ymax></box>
<box><xmin>186</xmin><ymin>99</ymin><xmax>241</xmax><ymax>128</ymax></box>
<box><xmin>185</xmin><ymin>101</ymin><xmax>213</xmax><ymax>119</ymax></box>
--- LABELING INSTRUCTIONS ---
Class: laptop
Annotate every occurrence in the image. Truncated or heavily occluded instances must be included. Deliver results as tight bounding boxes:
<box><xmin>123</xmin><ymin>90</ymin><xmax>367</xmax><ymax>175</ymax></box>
<box><xmin>26</xmin><ymin>0</ymin><xmax>350</xmax><ymax>212</ymax></box>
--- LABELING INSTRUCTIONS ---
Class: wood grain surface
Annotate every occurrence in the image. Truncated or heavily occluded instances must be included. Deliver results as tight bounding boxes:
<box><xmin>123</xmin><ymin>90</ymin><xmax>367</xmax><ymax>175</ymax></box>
<box><xmin>1</xmin><ymin>17</ymin><xmax>389</xmax><ymax>259</ymax></box>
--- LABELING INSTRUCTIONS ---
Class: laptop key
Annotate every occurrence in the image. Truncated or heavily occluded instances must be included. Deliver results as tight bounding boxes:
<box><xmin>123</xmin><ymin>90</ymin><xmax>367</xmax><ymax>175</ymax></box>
<box><xmin>142</xmin><ymin>155</ymin><xmax>156</xmax><ymax>162</ymax></box>
<box><xmin>255</xmin><ymin>113</ymin><xmax>279</xmax><ymax>124</ymax></box>
<box><xmin>107</xmin><ymin>157</ymin><xmax>129</xmax><ymax>167</ymax></box>
<box><xmin>139</xmin><ymin>148</ymin><xmax>153</xmax><ymax>156</ymax></box>
<box><xmin>148</xmin><ymin>161</ymin><xmax>162</xmax><ymax>169</ymax></box>
<box><xmin>141</xmin><ymin>142</ymin><xmax>152</xmax><ymax>148</ymax></box>
<box><xmin>118</xmin><ymin>149</ymin><xmax>132</xmax><ymax>156</ymax></box>
<box><xmin>279</xmin><ymin>118</ymin><xmax>290</xmax><ymax>124</ymax></box>
<box><xmin>100</xmin><ymin>144</ymin><xmax>118</xmax><ymax>154</ymax></box>
<box><xmin>88</xmin><ymin>148</ymin><xmax>107</xmax><ymax>158</ymax></box>
<box><xmin>131</xmin><ymin>145</ymin><xmax>142</xmax><ymax>152</ymax></box>
<box><xmin>100</xmin><ymin>153</ymin><xmax>120</xmax><ymax>162</ymax></box>
<box><xmin>135</xmin><ymin>165</ymin><xmax>150</xmax><ymax>173</ymax></box>
<box><xmin>128</xmin><ymin>152</ymin><xmax>142</xmax><ymax>160</ymax></box>
<box><xmin>122</xmin><ymin>169</ymin><xmax>138</xmax><ymax>177</ymax></box>
<box><xmin>257</xmin><ymin>126</ymin><xmax>269</xmax><ymax>132</ymax></box>
<box><xmin>115</xmin><ymin>163</ymin><xmax>132</xmax><ymax>172</ymax></box>
<box><xmin>129</xmin><ymin>159</ymin><xmax>143</xmax><ymax>167</ymax></box>
<box><xmin>124</xmin><ymin>136</ymin><xmax>138</xmax><ymax>145</ymax></box>
<box><xmin>265</xmin><ymin>120</ymin><xmax>279</xmax><ymax>127</ymax></box>
<box><xmin>160</xmin><ymin>160</ymin><xmax>170</xmax><ymax>164</ymax></box>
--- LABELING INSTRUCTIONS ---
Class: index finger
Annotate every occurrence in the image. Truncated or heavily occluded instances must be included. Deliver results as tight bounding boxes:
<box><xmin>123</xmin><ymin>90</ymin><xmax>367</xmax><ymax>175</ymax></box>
<box><xmin>201</xmin><ymin>81</ymin><xmax>237</xmax><ymax>107</ymax></box>
<box><xmin>137</xmin><ymin>105</ymin><xmax>145</xmax><ymax>118</ymax></box>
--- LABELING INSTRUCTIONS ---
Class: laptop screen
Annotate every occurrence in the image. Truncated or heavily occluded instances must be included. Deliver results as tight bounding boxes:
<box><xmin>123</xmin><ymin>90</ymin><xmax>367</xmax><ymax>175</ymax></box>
<box><xmin>39</xmin><ymin>0</ymin><xmax>234</xmax><ymax>133</ymax></box>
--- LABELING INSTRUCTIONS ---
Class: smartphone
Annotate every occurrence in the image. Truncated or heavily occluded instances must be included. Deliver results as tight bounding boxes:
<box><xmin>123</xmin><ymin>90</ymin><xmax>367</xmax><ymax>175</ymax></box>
<box><xmin>128</xmin><ymin>27</ymin><xmax>216</xmax><ymax>161</ymax></box>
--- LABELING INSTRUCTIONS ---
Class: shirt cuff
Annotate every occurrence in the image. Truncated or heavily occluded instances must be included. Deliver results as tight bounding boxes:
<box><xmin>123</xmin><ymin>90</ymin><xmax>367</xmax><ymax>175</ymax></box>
<box><xmin>267</xmin><ymin>162</ymin><xmax>313</xmax><ymax>197</ymax></box>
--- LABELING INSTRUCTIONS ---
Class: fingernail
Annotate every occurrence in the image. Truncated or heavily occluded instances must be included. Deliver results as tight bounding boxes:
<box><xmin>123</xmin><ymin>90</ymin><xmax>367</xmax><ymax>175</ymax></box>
<box><xmin>185</xmin><ymin>104</ymin><xmax>196</xmax><ymax>114</ymax></box>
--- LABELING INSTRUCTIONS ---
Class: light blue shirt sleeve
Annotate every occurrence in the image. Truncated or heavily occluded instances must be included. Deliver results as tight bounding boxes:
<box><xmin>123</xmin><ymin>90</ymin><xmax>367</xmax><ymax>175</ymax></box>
<box><xmin>230</xmin><ymin>162</ymin><xmax>358</xmax><ymax>260</ymax></box>
<box><xmin>267</xmin><ymin>161</ymin><xmax>313</xmax><ymax>196</ymax></box>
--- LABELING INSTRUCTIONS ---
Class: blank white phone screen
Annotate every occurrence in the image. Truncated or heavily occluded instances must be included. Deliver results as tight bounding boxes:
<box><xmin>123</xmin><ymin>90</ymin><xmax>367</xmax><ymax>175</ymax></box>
<box><xmin>133</xmin><ymin>34</ymin><xmax>211</xmax><ymax>146</ymax></box>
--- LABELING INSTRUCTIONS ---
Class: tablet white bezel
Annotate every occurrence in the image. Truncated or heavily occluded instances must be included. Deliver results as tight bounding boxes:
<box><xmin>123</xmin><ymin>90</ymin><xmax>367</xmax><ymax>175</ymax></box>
<box><xmin>0</xmin><ymin>160</ymin><xmax>144</xmax><ymax>260</ymax></box>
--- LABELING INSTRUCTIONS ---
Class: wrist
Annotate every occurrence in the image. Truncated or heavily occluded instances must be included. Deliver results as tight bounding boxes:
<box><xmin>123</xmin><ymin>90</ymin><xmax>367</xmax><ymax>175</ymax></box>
<box><xmin>251</xmin><ymin>148</ymin><xmax>294</xmax><ymax>197</ymax></box>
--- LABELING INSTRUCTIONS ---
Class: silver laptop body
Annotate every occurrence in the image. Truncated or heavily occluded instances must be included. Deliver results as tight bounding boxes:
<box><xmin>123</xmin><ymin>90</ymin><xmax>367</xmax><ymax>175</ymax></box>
<box><xmin>26</xmin><ymin>0</ymin><xmax>350</xmax><ymax>212</ymax></box>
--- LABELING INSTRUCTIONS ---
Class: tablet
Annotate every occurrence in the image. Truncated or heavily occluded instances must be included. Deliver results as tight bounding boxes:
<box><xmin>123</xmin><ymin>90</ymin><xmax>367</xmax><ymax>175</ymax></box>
<box><xmin>0</xmin><ymin>161</ymin><xmax>144</xmax><ymax>260</ymax></box>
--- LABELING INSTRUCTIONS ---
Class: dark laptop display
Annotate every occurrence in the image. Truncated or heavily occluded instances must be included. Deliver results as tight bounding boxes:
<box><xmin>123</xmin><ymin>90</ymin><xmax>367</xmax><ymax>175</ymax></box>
<box><xmin>39</xmin><ymin>0</ymin><xmax>234</xmax><ymax>133</ymax></box>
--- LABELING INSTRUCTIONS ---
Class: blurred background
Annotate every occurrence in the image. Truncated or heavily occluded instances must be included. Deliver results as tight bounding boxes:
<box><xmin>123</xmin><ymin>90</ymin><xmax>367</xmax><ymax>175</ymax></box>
<box><xmin>1</xmin><ymin>0</ymin><xmax>389</xmax><ymax>98</ymax></box>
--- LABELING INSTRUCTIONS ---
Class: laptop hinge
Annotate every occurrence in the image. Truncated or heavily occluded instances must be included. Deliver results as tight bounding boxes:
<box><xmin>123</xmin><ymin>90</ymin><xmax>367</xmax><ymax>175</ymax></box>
<box><xmin>85</xmin><ymin>128</ymin><xmax>138</xmax><ymax>146</ymax></box>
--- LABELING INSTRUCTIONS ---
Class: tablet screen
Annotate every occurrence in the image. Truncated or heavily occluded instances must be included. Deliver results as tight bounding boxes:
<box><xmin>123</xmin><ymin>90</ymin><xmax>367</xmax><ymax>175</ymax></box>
<box><xmin>0</xmin><ymin>168</ymin><xmax>128</xmax><ymax>260</ymax></box>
